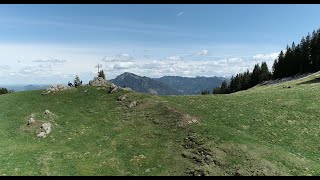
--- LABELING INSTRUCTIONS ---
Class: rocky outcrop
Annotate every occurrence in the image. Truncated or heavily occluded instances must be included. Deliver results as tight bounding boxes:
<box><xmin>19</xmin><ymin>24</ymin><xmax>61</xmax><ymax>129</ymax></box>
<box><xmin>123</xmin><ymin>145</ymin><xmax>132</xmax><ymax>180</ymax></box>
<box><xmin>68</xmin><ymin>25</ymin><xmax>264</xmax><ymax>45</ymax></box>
<box><xmin>44</xmin><ymin>84</ymin><xmax>74</xmax><ymax>94</ymax></box>
<box><xmin>89</xmin><ymin>77</ymin><xmax>112</xmax><ymax>87</ymax></box>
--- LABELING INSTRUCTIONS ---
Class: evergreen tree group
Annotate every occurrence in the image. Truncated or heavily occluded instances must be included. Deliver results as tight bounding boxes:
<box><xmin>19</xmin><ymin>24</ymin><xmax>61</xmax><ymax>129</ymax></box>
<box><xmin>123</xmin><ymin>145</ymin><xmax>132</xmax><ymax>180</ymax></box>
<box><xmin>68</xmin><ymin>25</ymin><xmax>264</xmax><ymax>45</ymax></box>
<box><xmin>213</xmin><ymin>28</ymin><xmax>320</xmax><ymax>94</ymax></box>
<box><xmin>272</xmin><ymin>29</ymin><xmax>320</xmax><ymax>79</ymax></box>
<box><xmin>98</xmin><ymin>70</ymin><xmax>106</xmax><ymax>80</ymax></box>
<box><xmin>213</xmin><ymin>62</ymin><xmax>271</xmax><ymax>94</ymax></box>
<box><xmin>0</xmin><ymin>87</ymin><xmax>13</xmax><ymax>95</ymax></box>
<box><xmin>201</xmin><ymin>90</ymin><xmax>210</xmax><ymax>95</ymax></box>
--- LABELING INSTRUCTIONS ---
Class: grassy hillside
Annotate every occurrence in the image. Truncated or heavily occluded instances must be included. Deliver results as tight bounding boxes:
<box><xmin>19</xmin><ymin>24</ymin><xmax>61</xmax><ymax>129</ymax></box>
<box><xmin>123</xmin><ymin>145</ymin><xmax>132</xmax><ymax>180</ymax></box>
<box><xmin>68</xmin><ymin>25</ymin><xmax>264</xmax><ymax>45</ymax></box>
<box><xmin>0</xmin><ymin>87</ymin><xmax>193</xmax><ymax>175</ymax></box>
<box><xmin>1</xmin><ymin>73</ymin><xmax>320</xmax><ymax>175</ymax></box>
<box><xmin>160</xmin><ymin>72</ymin><xmax>320</xmax><ymax>176</ymax></box>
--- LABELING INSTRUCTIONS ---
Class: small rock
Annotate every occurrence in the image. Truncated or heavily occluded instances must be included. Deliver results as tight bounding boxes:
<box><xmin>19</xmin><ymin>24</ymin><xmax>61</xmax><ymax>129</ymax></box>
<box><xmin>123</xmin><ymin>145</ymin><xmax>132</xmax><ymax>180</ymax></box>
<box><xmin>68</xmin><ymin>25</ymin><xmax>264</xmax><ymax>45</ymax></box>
<box><xmin>44</xmin><ymin>110</ymin><xmax>53</xmax><ymax>115</ymax></box>
<box><xmin>110</xmin><ymin>87</ymin><xmax>118</xmax><ymax>94</ymax></box>
<box><xmin>129</xmin><ymin>100</ymin><xmax>137</xmax><ymax>108</ymax></box>
<box><xmin>117</xmin><ymin>95</ymin><xmax>127</xmax><ymax>102</ymax></box>
<box><xmin>41</xmin><ymin>123</ymin><xmax>52</xmax><ymax>134</ymax></box>
<box><xmin>37</xmin><ymin>132</ymin><xmax>47</xmax><ymax>138</ymax></box>
<box><xmin>27</xmin><ymin>117</ymin><xmax>35</xmax><ymax>125</ymax></box>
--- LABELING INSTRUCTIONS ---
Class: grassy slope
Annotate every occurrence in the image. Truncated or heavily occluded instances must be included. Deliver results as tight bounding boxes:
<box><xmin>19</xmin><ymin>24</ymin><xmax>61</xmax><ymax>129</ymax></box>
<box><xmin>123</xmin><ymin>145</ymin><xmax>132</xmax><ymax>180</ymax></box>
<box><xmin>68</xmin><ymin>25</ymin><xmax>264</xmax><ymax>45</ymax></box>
<box><xmin>1</xmin><ymin>73</ymin><xmax>320</xmax><ymax>175</ymax></box>
<box><xmin>160</xmin><ymin>72</ymin><xmax>320</xmax><ymax>175</ymax></box>
<box><xmin>0</xmin><ymin>87</ymin><xmax>192</xmax><ymax>176</ymax></box>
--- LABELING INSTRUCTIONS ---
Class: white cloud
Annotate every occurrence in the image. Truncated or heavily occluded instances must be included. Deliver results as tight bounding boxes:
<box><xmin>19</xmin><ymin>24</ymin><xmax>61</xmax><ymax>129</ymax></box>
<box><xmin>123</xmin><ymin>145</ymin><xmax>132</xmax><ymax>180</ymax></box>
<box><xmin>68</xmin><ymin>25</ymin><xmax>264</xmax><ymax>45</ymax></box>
<box><xmin>33</xmin><ymin>58</ymin><xmax>67</xmax><ymax>64</ymax></box>
<box><xmin>0</xmin><ymin>65</ymin><xmax>10</xmax><ymax>70</ymax></box>
<box><xmin>102</xmin><ymin>56</ymin><xmax>270</xmax><ymax>79</ymax></box>
<box><xmin>195</xmin><ymin>49</ymin><xmax>209</xmax><ymax>56</ymax></box>
<box><xmin>177</xmin><ymin>11</ymin><xmax>184</xmax><ymax>16</ymax></box>
<box><xmin>167</xmin><ymin>56</ymin><xmax>183</xmax><ymax>61</ymax></box>
<box><xmin>0</xmin><ymin>43</ymin><xmax>281</xmax><ymax>84</ymax></box>
<box><xmin>253</xmin><ymin>53</ymin><xmax>278</xmax><ymax>61</ymax></box>
<box><xmin>102</xmin><ymin>53</ymin><xmax>135</xmax><ymax>62</ymax></box>
<box><xmin>113</xmin><ymin>62</ymin><xmax>136</xmax><ymax>70</ymax></box>
<box><xmin>252</xmin><ymin>52</ymin><xmax>279</xmax><ymax>70</ymax></box>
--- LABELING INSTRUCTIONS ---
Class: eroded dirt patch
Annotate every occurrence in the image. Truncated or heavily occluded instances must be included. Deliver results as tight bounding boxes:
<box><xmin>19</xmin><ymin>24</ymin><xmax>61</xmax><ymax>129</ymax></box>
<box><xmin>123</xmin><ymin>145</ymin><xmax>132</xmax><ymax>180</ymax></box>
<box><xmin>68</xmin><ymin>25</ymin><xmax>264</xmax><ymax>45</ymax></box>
<box><xmin>181</xmin><ymin>138</ymin><xmax>291</xmax><ymax>176</ymax></box>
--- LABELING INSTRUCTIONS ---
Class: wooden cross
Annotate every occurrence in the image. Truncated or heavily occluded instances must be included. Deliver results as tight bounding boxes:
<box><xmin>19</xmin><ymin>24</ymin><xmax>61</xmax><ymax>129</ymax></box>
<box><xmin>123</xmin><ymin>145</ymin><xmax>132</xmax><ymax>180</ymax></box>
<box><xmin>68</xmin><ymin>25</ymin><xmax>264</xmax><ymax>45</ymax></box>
<box><xmin>95</xmin><ymin>63</ymin><xmax>102</xmax><ymax>73</ymax></box>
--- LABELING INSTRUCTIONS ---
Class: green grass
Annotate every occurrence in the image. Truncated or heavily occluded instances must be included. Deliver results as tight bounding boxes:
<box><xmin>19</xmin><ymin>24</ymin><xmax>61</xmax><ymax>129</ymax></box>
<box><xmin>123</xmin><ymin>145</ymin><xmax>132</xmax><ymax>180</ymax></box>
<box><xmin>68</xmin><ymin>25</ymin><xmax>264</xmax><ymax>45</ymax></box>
<box><xmin>159</xmin><ymin>72</ymin><xmax>320</xmax><ymax>175</ymax></box>
<box><xmin>1</xmin><ymin>73</ymin><xmax>320</xmax><ymax>175</ymax></box>
<box><xmin>0</xmin><ymin>87</ymin><xmax>192</xmax><ymax>176</ymax></box>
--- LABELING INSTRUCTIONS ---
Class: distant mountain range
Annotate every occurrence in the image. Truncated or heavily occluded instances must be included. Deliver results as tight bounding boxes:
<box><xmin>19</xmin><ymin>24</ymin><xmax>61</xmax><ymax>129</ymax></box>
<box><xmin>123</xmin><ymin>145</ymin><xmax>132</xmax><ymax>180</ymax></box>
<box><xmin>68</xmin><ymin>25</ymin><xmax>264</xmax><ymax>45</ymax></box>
<box><xmin>110</xmin><ymin>72</ymin><xmax>178</xmax><ymax>95</ymax></box>
<box><xmin>154</xmin><ymin>76</ymin><xmax>226</xmax><ymax>95</ymax></box>
<box><xmin>110</xmin><ymin>72</ymin><xmax>226</xmax><ymax>95</ymax></box>
<box><xmin>0</xmin><ymin>84</ymin><xmax>49</xmax><ymax>92</ymax></box>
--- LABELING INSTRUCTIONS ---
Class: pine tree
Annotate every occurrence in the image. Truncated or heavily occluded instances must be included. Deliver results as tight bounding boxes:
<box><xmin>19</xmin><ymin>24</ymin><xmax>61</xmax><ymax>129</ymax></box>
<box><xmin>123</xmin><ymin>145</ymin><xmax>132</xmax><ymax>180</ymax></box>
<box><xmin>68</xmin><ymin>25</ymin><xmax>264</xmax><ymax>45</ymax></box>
<box><xmin>272</xmin><ymin>59</ymin><xmax>279</xmax><ymax>79</ymax></box>
<box><xmin>260</xmin><ymin>62</ymin><xmax>270</xmax><ymax>82</ymax></box>
<box><xmin>74</xmin><ymin>75</ymin><xmax>81</xmax><ymax>87</ymax></box>
<box><xmin>241</xmin><ymin>70</ymin><xmax>251</xmax><ymax>90</ymax></box>
<box><xmin>212</xmin><ymin>87</ymin><xmax>221</xmax><ymax>94</ymax></box>
<box><xmin>220</xmin><ymin>80</ymin><xmax>228</xmax><ymax>94</ymax></box>
<box><xmin>251</xmin><ymin>64</ymin><xmax>261</xmax><ymax>86</ymax></box>
<box><xmin>0</xmin><ymin>87</ymin><xmax>13</xmax><ymax>95</ymax></box>
<box><xmin>316</xmin><ymin>29</ymin><xmax>320</xmax><ymax>71</ymax></box>
<box><xmin>98</xmin><ymin>70</ymin><xmax>106</xmax><ymax>80</ymax></box>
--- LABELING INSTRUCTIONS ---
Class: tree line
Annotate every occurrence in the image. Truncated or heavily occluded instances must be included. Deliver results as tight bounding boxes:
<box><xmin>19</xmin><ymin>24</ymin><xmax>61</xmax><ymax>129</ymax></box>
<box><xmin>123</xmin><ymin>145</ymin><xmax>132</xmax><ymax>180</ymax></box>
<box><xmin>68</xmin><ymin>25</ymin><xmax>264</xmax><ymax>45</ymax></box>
<box><xmin>0</xmin><ymin>87</ymin><xmax>13</xmax><ymax>95</ymax></box>
<box><xmin>272</xmin><ymin>29</ymin><xmax>320</xmax><ymax>79</ymax></box>
<box><xmin>207</xmin><ymin>27</ymin><xmax>320</xmax><ymax>95</ymax></box>
<box><xmin>211</xmin><ymin>62</ymin><xmax>271</xmax><ymax>94</ymax></box>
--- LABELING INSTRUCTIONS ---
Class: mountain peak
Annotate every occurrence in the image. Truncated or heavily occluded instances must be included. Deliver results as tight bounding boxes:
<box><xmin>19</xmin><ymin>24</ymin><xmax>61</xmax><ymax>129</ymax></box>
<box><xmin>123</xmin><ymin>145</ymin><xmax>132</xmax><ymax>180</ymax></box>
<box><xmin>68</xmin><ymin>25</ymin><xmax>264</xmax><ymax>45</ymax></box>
<box><xmin>110</xmin><ymin>72</ymin><xmax>179</xmax><ymax>95</ymax></box>
<box><xmin>119</xmin><ymin>72</ymin><xmax>139</xmax><ymax>78</ymax></box>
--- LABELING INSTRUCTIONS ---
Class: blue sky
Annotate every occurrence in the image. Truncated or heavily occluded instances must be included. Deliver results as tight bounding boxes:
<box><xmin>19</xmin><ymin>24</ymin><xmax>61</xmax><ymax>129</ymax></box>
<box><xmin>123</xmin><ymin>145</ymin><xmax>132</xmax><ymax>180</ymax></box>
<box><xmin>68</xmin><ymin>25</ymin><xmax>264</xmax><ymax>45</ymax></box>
<box><xmin>1</xmin><ymin>4</ymin><xmax>320</xmax><ymax>84</ymax></box>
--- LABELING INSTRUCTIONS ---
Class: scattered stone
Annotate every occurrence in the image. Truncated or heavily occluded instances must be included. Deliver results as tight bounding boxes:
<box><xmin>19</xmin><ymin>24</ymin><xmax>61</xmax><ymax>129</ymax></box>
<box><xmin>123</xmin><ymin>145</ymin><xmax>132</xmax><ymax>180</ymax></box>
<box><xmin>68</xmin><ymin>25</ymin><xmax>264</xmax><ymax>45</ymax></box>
<box><xmin>262</xmin><ymin>73</ymin><xmax>312</xmax><ymax>86</ymax></box>
<box><xmin>189</xmin><ymin>169</ymin><xmax>208</xmax><ymax>176</ymax></box>
<box><xmin>110</xmin><ymin>87</ymin><xmax>118</xmax><ymax>94</ymax></box>
<box><xmin>27</xmin><ymin>117</ymin><xmax>35</xmax><ymax>125</ymax></box>
<box><xmin>44</xmin><ymin>84</ymin><xmax>74</xmax><ymax>94</ymax></box>
<box><xmin>129</xmin><ymin>100</ymin><xmax>138</xmax><ymax>108</ymax></box>
<box><xmin>37</xmin><ymin>132</ymin><xmax>47</xmax><ymax>138</ymax></box>
<box><xmin>41</xmin><ymin>123</ymin><xmax>52</xmax><ymax>134</ymax></box>
<box><xmin>44</xmin><ymin>110</ymin><xmax>53</xmax><ymax>115</ymax></box>
<box><xmin>117</xmin><ymin>94</ymin><xmax>128</xmax><ymax>102</ymax></box>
